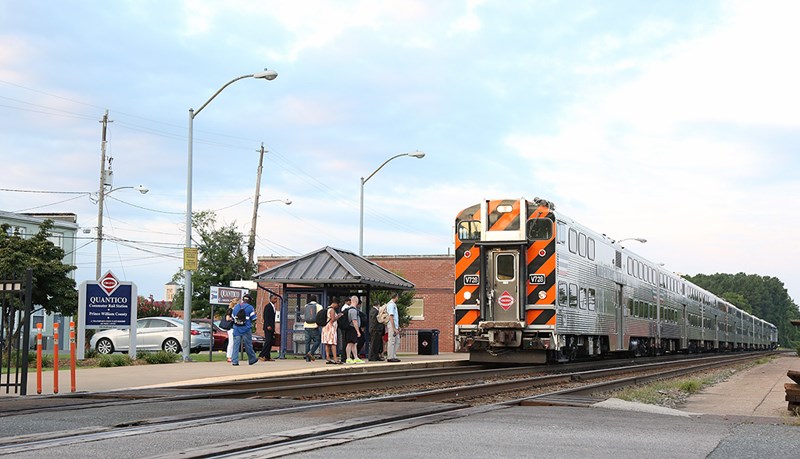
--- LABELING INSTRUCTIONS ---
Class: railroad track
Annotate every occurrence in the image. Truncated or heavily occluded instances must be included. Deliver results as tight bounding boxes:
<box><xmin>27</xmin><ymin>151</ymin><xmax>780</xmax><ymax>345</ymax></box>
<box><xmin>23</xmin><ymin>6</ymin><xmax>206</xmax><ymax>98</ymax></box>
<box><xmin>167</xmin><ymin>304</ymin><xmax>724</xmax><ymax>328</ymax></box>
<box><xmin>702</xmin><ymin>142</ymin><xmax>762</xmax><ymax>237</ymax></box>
<box><xmin>0</xmin><ymin>352</ymin><xmax>772</xmax><ymax>458</ymax></box>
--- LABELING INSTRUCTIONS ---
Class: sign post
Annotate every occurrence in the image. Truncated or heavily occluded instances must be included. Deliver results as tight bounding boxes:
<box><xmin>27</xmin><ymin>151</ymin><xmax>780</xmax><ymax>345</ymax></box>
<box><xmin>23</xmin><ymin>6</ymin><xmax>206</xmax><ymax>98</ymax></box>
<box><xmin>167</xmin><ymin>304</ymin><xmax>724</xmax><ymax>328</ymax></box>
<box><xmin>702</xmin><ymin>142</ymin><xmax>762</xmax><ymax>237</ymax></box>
<box><xmin>78</xmin><ymin>271</ymin><xmax>138</xmax><ymax>360</ymax></box>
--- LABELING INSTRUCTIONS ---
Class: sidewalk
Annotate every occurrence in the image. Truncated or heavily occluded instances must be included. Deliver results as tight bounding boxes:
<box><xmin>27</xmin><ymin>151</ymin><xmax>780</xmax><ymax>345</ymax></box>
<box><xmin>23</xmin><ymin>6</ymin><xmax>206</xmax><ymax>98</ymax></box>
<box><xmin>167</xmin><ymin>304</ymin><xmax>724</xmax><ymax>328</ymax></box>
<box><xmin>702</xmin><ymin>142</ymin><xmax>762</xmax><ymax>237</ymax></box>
<box><xmin>682</xmin><ymin>354</ymin><xmax>799</xmax><ymax>418</ymax></box>
<box><xmin>20</xmin><ymin>352</ymin><xmax>468</xmax><ymax>395</ymax></box>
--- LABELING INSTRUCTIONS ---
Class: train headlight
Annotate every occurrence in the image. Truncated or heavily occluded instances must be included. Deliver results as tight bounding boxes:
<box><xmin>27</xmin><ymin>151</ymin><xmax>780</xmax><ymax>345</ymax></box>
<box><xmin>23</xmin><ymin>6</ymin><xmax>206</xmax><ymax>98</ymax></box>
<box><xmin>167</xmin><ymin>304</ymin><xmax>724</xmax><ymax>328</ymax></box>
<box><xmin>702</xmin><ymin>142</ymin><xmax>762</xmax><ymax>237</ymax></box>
<box><xmin>464</xmin><ymin>291</ymin><xmax>472</xmax><ymax>300</ymax></box>
<box><xmin>538</xmin><ymin>291</ymin><xmax>547</xmax><ymax>300</ymax></box>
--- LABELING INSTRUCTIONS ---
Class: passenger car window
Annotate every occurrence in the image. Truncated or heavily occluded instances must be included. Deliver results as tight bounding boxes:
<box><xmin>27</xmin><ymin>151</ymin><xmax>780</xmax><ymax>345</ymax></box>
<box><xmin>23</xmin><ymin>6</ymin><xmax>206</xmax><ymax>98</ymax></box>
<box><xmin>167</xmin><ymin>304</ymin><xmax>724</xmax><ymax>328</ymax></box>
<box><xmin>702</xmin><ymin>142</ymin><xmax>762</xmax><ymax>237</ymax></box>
<box><xmin>495</xmin><ymin>253</ymin><xmax>516</xmax><ymax>281</ymax></box>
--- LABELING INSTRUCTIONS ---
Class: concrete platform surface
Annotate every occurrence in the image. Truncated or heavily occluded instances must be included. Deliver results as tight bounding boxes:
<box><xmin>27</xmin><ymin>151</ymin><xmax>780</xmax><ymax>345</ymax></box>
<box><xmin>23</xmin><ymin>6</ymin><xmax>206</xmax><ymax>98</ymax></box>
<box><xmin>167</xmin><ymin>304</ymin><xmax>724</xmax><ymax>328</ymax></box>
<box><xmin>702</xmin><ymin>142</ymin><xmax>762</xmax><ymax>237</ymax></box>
<box><xmin>682</xmin><ymin>354</ymin><xmax>799</xmax><ymax>419</ymax></box>
<box><xmin>17</xmin><ymin>352</ymin><xmax>468</xmax><ymax>395</ymax></box>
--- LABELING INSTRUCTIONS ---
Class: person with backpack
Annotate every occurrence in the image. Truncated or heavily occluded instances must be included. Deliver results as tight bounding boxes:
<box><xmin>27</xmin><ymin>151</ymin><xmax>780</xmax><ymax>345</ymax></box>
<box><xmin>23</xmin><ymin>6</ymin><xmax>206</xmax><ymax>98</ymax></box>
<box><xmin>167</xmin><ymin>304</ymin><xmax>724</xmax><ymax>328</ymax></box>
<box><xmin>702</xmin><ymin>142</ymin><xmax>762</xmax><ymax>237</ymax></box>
<box><xmin>342</xmin><ymin>296</ymin><xmax>363</xmax><ymax>364</ymax></box>
<box><xmin>385</xmin><ymin>292</ymin><xmax>402</xmax><ymax>362</ymax></box>
<box><xmin>302</xmin><ymin>295</ymin><xmax>323</xmax><ymax>362</ymax></box>
<box><xmin>321</xmin><ymin>298</ymin><xmax>343</xmax><ymax>364</ymax></box>
<box><xmin>231</xmin><ymin>294</ymin><xmax>258</xmax><ymax>366</ymax></box>
<box><xmin>368</xmin><ymin>301</ymin><xmax>385</xmax><ymax>361</ymax></box>
<box><xmin>258</xmin><ymin>294</ymin><xmax>277</xmax><ymax>362</ymax></box>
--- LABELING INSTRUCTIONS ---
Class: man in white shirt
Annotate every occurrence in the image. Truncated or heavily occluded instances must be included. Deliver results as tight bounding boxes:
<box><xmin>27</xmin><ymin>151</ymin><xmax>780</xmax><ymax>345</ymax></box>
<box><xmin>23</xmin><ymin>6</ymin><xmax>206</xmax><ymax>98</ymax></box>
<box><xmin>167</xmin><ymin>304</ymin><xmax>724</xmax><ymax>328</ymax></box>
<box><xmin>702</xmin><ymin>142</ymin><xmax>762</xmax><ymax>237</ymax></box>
<box><xmin>385</xmin><ymin>292</ymin><xmax>401</xmax><ymax>362</ymax></box>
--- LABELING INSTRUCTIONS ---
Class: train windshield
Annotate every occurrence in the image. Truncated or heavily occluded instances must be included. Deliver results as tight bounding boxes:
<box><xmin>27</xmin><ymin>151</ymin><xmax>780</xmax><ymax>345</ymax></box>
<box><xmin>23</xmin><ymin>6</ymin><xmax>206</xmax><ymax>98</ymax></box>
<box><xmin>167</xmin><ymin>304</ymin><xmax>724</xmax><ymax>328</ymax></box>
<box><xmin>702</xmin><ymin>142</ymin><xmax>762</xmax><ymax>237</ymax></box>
<box><xmin>457</xmin><ymin>220</ymin><xmax>481</xmax><ymax>241</ymax></box>
<box><xmin>527</xmin><ymin>218</ymin><xmax>552</xmax><ymax>240</ymax></box>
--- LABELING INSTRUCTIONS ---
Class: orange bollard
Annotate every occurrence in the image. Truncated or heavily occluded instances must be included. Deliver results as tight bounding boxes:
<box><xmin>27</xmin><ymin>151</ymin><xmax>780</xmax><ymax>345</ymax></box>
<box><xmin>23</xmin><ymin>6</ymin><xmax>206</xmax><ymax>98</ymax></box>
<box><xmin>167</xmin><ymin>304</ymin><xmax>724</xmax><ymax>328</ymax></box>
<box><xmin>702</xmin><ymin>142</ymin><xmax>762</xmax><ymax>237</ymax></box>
<box><xmin>53</xmin><ymin>323</ymin><xmax>59</xmax><ymax>394</ymax></box>
<box><xmin>70</xmin><ymin>321</ymin><xmax>76</xmax><ymax>393</ymax></box>
<box><xmin>36</xmin><ymin>323</ymin><xmax>42</xmax><ymax>395</ymax></box>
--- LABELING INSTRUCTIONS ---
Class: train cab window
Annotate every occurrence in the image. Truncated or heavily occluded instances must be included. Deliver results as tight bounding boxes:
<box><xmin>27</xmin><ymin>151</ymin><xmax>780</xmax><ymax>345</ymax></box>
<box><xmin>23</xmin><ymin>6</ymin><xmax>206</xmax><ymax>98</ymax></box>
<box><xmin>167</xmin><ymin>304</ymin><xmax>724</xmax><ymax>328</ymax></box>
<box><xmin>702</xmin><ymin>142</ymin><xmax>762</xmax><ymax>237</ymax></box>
<box><xmin>527</xmin><ymin>218</ymin><xmax>552</xmax><ymax>240</ymax></box>
<box><xmin>568</xmin><ymin>228</ymin><xmax>578</xmax><ymax>253</ymax></box>
<box><xmin>495</xmin><ymin>253</ymin><xmax>516</xmax><ymax>281</ymax></box>
<box><xmin>588</xmin><ymin>238</ymin><xmax>595</xmax><ymax>261</ymax></box>
<box><xmin>588</xmin><ymin>288</ymin><xmax>596</xmax><ymax>311</ymax></box>
<box><xmin>579</xmin><ymin>287</ymin><xmax>587</xmax><ymax>309</ymax></box>
<box><xmin>558</xmin><ymin>282</ymin><xmax>568</xmax><ymax>307</ymax></box>
<box><xmin>569</xmin><ymin>283</ymin><xmax>578</xmax><ymax>307</ymax></box>
<box><xmin>578</xmin><ymin>233</ymin><xmax>587</xmax><ymax>257</ymax></box>
<box><xmin>457</xmin><ymin>221</ymin><xmax>481</xmax><ymax>241</ymax></box>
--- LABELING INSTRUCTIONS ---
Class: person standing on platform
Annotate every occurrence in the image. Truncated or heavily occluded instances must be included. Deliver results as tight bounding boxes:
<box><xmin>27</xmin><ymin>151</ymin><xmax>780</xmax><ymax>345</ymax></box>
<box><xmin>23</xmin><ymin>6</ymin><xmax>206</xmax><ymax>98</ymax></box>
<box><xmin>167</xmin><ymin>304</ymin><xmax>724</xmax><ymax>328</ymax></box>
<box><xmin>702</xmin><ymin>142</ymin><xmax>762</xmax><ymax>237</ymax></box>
<box><xmin>385</xmin><ymin>292</ymin><xmax>402</xmax><ymax>362</ymax></box>
<box><xmin>225</xmin><ymin>299</ymin><xmax>237</xmax><ymax>363</ymax></box>
<box><xmin>302</xmin><ymin>295</ymin><xmax>323</xmax><ymax>362</ymax></box>
<box><xmin>321</xmin><ymin>298</ymin><xmax>343</xmax><ymax>364</ymax></box>
<box><xmin>259</xmin><ymin>294</ymin><xmax>277</xmax><ymax>361</ymax></box>
<box><xmin>368</xmin><ymin>301</ymin><xmax>385</xmax><ymax>361</ymax></box>
<box><xmin>232</xmin><ymin>294</ymin><xmax>258</xmax><ymax>366</ymax></box>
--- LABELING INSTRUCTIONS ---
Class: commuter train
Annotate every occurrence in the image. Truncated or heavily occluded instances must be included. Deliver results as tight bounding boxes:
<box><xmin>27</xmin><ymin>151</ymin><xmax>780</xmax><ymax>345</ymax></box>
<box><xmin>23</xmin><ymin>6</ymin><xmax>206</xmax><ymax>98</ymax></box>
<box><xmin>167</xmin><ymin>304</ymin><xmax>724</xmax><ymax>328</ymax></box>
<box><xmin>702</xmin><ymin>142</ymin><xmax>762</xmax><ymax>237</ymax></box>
<box><xmin>454</xmin><ymin>198</ymin><xmax>778</xmax><ymax>364</ymax></box>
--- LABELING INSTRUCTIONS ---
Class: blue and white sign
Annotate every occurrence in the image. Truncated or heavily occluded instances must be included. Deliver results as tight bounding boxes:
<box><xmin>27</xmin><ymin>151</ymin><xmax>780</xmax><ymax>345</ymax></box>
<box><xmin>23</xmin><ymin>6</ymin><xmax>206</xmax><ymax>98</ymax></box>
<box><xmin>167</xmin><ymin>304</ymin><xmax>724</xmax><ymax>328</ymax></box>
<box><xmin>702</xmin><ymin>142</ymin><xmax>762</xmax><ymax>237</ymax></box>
<box><xmin>77</xmin><ymin>271</ymin><xmax>138</xmax><ymax>359</ymax></box>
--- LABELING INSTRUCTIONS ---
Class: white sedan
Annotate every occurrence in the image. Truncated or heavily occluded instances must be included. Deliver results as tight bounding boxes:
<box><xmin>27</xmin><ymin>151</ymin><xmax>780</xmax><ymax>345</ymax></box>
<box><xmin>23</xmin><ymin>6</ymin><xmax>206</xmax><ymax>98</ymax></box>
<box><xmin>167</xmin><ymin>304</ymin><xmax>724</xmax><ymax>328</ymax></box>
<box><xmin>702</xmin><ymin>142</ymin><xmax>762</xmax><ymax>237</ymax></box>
<box><xmin>90</xmin><ymin>316</ymin><xmax>212</xmax><ymax>354</ymax></box>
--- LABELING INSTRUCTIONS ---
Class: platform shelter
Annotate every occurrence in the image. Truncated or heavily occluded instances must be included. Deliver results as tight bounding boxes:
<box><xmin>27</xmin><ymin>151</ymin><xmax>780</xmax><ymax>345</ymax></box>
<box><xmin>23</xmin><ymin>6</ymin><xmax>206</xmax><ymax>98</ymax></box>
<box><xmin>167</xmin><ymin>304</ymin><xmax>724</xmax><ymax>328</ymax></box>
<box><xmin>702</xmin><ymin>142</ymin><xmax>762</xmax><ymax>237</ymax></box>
<box><xmin>253</xmin><ymin>246</ymin><xmax>414</xmax><ymax>357</ymax></box>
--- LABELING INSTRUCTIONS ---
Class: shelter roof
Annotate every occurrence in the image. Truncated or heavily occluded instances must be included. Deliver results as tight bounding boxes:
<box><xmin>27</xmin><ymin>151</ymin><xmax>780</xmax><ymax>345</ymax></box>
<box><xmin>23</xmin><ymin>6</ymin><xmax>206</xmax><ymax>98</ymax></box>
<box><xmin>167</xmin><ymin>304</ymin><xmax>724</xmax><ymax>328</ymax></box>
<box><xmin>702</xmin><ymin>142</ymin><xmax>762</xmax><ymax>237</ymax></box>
<box><xmin>253</xmin><ymin>246</ymin><xmax>414</xmax><ymax>290</ymax></box>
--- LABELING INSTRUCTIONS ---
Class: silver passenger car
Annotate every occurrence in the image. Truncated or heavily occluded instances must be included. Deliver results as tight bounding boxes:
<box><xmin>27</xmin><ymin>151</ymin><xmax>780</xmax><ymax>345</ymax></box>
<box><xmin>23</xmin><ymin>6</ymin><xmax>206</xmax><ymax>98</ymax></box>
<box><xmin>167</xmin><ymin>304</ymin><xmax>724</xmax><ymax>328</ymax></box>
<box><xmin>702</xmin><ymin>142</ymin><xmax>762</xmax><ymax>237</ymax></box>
<box><xmin>90</xmin><ymin>316</ymin><xmax>212</xmax><ymax>354</ymax></box>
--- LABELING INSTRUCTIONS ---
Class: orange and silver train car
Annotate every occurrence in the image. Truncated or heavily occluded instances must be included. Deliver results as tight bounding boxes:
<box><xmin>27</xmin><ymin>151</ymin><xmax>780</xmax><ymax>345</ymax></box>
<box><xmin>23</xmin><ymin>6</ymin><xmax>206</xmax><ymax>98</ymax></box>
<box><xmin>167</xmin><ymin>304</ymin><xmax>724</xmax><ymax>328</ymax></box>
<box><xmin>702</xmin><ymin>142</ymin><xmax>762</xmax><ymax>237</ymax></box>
<box><xmin>454</xmin><ymin>197</ymin><xmax>777</xmax><ymax>364</ymax></box>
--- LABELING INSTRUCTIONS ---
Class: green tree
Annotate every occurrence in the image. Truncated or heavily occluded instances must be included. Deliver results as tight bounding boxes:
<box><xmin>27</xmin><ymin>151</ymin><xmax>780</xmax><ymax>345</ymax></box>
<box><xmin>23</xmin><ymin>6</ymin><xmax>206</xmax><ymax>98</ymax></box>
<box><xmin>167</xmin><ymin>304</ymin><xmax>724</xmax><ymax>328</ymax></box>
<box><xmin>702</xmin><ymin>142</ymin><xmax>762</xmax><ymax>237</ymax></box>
<box><xmin>0</xmin><ymin>220</ymin><xmax>77</xmax><ymax>350</ymax></box>
<box><xmin>171</xmin><ymin>211</ymin><xmax>252</xmax><ymax>320</ymax></box>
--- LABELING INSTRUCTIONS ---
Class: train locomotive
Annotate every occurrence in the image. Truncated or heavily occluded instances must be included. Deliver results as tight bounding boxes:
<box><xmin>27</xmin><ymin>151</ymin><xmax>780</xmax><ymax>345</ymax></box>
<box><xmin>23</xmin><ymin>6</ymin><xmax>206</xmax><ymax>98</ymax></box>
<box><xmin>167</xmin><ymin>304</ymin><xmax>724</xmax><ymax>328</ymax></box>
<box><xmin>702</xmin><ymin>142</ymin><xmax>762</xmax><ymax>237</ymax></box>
<box><xmin>454</xmin><ymin>198</ymin><xmax>778</xmax><ymax>364</ymax></box>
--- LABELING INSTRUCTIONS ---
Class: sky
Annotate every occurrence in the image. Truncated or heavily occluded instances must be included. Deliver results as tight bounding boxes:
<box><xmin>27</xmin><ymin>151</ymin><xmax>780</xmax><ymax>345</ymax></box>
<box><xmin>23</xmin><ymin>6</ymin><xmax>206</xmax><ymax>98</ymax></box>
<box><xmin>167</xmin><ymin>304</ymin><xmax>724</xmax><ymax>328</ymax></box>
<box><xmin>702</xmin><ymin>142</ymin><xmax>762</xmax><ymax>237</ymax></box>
<box><xmin>1</xmin><ymin>1</ymin><xmax>798</xmax><ymax>305</ymax></box>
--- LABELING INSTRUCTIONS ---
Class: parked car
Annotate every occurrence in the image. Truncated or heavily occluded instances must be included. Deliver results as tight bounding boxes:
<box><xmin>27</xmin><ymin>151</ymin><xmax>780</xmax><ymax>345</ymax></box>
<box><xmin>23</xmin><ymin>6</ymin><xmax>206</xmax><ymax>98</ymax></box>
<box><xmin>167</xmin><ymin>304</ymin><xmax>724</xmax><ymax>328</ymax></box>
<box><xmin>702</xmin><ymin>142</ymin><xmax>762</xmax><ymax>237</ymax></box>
<box><xmin>90</xmin><ymin>317</ymin><xmax>211</xmax><ymax>354</ymax></box>
<box><xmin>191</xmin><ymin>318</ymin><xmax>266</xmax><ymax>352</ymax></box>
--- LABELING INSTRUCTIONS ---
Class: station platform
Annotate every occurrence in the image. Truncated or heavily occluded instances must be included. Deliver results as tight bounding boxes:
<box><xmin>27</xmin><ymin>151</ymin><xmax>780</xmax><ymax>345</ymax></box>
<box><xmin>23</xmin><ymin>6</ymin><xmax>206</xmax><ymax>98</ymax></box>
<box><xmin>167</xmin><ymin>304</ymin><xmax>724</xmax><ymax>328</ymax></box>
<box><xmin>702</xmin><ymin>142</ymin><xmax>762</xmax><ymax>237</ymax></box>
<box><xmin>21</xmin><ymin>352</ymin><xmax>469</xmax><ymax>395</ymax></box>
<box><xmin>17</xmin><ymin>352</ymin><xmax>800</xmax><ymax>420</ymax></box>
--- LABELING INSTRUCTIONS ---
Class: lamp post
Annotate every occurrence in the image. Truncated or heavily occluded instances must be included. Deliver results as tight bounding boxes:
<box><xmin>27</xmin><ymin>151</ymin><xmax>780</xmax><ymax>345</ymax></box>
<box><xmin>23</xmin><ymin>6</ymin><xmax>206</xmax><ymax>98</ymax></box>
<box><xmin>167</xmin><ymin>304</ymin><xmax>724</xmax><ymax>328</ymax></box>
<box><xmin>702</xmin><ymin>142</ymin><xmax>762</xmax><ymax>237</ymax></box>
<box><xmin>617</xmin><ymin>237</ymin><xmax>647</xmax><ymax>245</ymax></box>
<box><xmin>183</xmin><ymin>69</ymin><xmax>278</xmax><ymax>361</ymax></box>
<box><xmin>358</xmin><ymin>151</ymin><xmax>425</xmax><ymax>256</ymax></box>
<box><xmin>247</xmin><ymin>198</ymin><xmax>292</xmax><ymax>268</ymax></box>
<box><xmin>95</xmin><ymin>185</ymin><xmax>149</xmax><ymax>280</ymax></box>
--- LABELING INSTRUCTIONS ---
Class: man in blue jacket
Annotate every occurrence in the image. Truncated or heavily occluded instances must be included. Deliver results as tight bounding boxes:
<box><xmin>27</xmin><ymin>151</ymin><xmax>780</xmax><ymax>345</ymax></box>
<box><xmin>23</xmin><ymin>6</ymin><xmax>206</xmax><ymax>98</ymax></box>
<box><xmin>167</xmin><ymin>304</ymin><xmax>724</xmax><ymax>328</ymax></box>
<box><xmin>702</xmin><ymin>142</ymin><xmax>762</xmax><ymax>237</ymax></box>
<box><xmin>232</xmin><ymin>294</ymin><xmax>258</xmax><ymax>366</ymax></box>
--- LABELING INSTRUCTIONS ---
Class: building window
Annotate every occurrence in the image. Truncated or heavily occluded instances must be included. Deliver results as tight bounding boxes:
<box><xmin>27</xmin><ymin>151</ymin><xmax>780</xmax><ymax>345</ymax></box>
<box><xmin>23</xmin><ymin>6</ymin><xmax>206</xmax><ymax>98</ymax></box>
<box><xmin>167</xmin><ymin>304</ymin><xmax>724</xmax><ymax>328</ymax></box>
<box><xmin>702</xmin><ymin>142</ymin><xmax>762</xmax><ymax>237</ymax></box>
<box><xmin>47</xmin><ymin>232</ymin><xmax>64</xmax><ymax>248</ymax></box>
<box><xmin>408</xmin><ymin>298</ymin><xmax>424</xmax><ymax>320</ymax></box>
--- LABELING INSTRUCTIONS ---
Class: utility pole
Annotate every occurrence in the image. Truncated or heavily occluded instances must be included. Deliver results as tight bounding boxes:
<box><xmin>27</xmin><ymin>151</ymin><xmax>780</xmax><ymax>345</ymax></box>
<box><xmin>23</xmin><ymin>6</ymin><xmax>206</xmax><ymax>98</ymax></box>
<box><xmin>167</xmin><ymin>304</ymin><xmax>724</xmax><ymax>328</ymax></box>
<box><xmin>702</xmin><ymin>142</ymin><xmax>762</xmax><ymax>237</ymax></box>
<box><xmin>95</xmin><ymin>110</ymin><xmax>112</xmax><ymax>280</ymax></box>
<box><xmin>247</xmin><ymin>143</ymin><xmax>265</xmax><ymax>269</ymax></box>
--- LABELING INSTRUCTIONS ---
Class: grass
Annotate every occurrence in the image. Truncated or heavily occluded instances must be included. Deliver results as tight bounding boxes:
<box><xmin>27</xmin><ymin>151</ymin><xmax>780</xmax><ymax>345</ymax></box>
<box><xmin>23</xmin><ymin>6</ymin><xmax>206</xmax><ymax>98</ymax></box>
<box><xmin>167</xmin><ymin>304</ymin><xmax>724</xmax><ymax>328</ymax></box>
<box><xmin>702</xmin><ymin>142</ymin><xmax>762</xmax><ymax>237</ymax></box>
<box><xmin>608</xmin><ymin>357</ymin><xmax>776</xmax><ymax>408</ymax></box>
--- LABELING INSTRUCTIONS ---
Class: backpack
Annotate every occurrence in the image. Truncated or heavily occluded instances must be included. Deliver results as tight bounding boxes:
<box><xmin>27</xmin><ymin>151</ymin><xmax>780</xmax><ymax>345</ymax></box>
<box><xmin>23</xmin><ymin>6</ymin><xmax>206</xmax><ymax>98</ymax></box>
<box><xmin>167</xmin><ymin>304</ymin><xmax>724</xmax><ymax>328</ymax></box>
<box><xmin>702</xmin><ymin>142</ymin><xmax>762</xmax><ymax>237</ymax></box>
<box><xmin>315</xmin><ymin>307</ymin><xmax>329</xmax><ymax>327</ymax></box>
<box><xmin>234</xmin><ymin>306</ymin><xmax>247</xmax><ymax>326</ymax></box>
<box><xmin>377</xmin><ymin>304</ymin><xmax>390</xmax><ymax>324</ymax></box>
<box><xmin>338</xmin><ymin>305</ymin><xmax>353</xmax><ymax>330</ymax></box>
<box><xmin>303</xmin><ymin>302</ymin><xmax>317</xmax><ymax>322</ymax></box>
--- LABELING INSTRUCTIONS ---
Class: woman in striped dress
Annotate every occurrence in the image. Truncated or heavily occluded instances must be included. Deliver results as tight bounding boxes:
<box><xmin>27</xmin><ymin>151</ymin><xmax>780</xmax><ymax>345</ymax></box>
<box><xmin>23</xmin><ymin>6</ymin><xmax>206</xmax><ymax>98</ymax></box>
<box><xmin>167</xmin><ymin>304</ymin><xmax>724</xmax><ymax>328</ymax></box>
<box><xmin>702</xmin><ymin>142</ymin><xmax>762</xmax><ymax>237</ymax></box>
<box><xmin>321</xmin><ymin>298</ymin><xmax>343</xmax><ymax>364</ymax></box>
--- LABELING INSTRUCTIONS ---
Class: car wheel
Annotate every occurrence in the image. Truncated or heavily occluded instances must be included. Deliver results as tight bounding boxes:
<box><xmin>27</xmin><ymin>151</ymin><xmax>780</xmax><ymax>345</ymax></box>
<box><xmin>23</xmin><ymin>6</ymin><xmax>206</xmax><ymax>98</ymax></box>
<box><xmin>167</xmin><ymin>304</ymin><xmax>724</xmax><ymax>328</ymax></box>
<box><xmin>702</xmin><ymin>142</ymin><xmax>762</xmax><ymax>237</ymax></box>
<box><xmin>162</xmin><ymin>338</ymin><xmax>181</xmax><ymax>354</ymax></box>
<box><xmin>96</xmin><ymin>338</ymin><xmax>114</xmax><ymax>354</ymax></box>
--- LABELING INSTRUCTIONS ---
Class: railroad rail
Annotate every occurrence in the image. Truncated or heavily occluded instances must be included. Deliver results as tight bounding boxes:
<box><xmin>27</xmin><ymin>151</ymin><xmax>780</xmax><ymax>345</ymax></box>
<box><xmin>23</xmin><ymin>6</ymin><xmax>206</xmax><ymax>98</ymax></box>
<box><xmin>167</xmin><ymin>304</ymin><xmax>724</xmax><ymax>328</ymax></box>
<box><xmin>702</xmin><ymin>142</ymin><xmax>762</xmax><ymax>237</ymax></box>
<box><xmin>0</xmin><ymin>352</ymin><xmax>773</xmax><ymax>458</ymax></box>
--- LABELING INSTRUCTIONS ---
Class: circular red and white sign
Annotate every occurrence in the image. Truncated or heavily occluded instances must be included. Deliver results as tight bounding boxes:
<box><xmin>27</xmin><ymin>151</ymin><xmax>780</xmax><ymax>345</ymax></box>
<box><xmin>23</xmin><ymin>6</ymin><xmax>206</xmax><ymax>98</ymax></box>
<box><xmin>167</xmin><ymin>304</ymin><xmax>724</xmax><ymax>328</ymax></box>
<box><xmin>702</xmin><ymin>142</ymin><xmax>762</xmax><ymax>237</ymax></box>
<box><xmin>538</xmin><ymin>249</ymin><xmax>546</xmax><ymax>257</ymax></box>
<box><xmin>464</xmin><ymin>249</ymin><xmax>472</xmax><ymax>259</ymax></box>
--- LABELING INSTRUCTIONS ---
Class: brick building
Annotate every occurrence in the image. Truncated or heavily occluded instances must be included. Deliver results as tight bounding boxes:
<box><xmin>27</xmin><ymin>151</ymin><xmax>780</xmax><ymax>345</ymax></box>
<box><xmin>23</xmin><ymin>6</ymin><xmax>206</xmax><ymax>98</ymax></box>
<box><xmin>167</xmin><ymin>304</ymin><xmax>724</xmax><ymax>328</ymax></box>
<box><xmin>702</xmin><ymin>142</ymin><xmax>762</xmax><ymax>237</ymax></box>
<box><xmin>256</xmin><ymin>253</ymin><xmax>456</xmax><ymax>352</ymax></box>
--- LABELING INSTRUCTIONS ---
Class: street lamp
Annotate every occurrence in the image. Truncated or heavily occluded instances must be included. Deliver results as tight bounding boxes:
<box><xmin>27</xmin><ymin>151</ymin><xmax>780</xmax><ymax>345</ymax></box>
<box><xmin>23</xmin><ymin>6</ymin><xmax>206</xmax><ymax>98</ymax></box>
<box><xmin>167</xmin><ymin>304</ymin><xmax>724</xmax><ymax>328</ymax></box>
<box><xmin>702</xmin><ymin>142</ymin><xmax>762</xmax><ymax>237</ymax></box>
<box><xmin>247</xmin><ymin>198</ymin><xmax>292</xmax><ymax>267</ymax></box>
<box><xmin>358</xmin><ymin>151</ymin><xmax>425</xmax><ymax>255</ymax></box>
<box><xmin>618</xmin><ymin>237</ymin><xmax>647</xmax><ymax>244</ymax></box>
<box><xmin>183</xmin><ymin>68</ymin><xmax>278</xmax><ymax>361</ymax></box>
<box><xmin>95</xmin><ymin>185</ymin><xmax>149</xmax><ymax>279</ymax></box>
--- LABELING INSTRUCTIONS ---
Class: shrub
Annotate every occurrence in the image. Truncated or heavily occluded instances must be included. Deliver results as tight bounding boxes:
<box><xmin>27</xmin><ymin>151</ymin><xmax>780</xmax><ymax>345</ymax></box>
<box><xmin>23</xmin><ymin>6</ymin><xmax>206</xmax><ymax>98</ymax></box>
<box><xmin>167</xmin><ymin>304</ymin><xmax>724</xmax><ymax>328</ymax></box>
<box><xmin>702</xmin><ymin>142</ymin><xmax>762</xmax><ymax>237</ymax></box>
<box><xmin>141</xmin><ymin>351</ymin><xmax>179</xmax><ymax>364</ymax></box>
<box><xmin>678</xmin><ymin>379</ymin><xmax>703</xmax><ymax>394</ymax></box>
<box><xmin>98</xmin><ymin>354</ymin><xmax>132</xmax><ymax>367</ymax></box>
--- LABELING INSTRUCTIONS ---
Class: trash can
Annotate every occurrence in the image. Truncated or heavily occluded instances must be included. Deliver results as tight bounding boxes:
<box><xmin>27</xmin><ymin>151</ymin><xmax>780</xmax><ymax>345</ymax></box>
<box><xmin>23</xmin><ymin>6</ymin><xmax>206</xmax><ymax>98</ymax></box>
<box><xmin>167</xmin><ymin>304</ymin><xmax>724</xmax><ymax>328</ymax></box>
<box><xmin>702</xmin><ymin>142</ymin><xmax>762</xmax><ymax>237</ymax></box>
<box><xmin>418</xmin><ymin>329</ymin><xmax>439</xmax><ymax>355</ymax></box>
